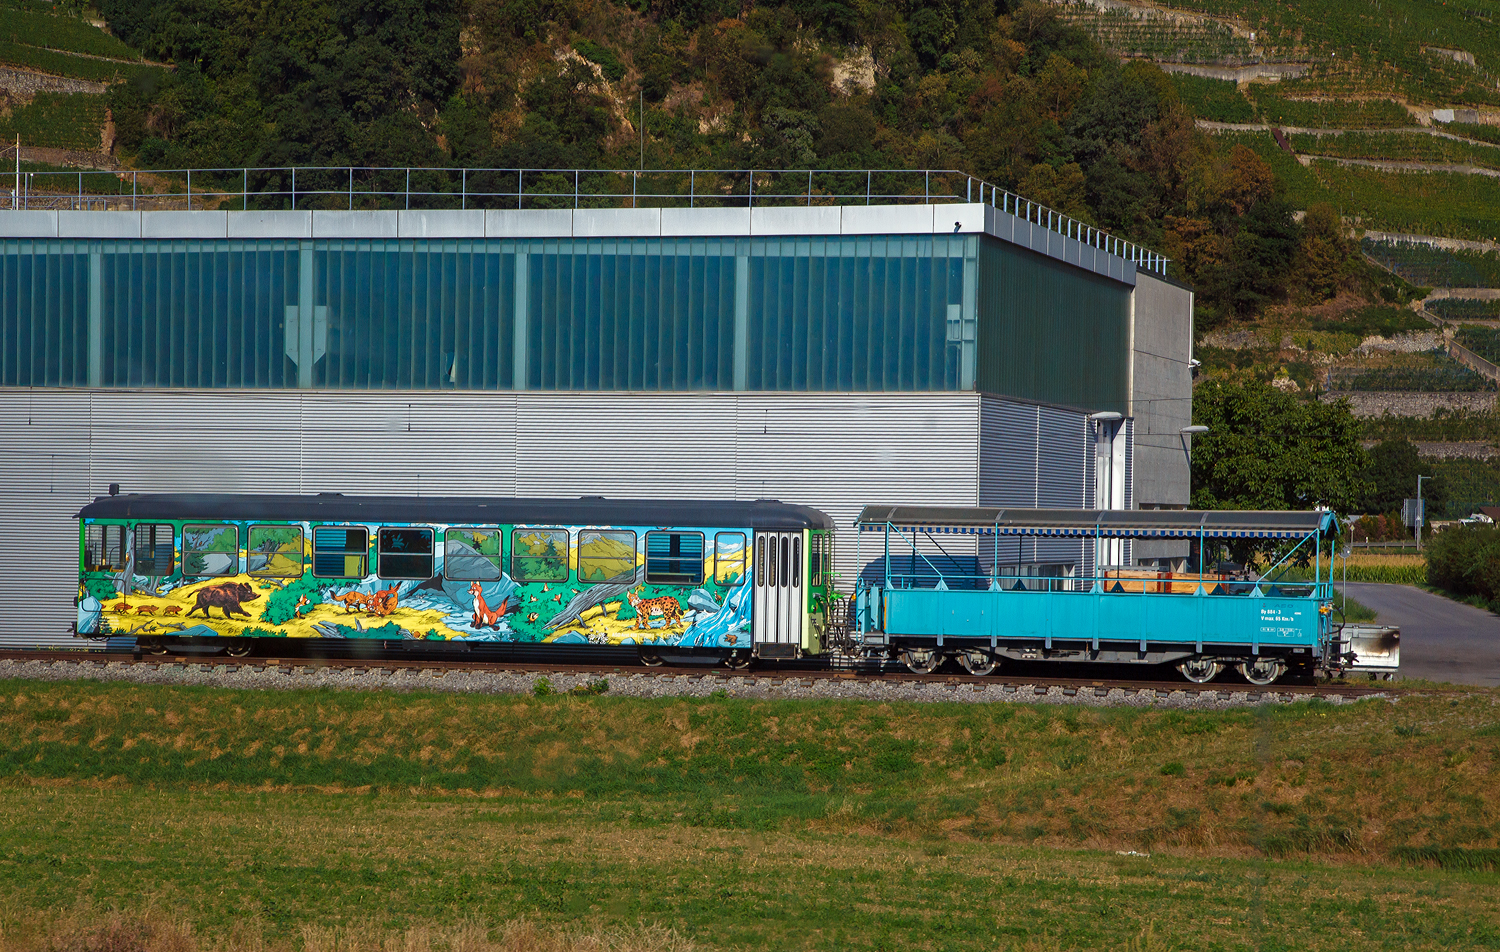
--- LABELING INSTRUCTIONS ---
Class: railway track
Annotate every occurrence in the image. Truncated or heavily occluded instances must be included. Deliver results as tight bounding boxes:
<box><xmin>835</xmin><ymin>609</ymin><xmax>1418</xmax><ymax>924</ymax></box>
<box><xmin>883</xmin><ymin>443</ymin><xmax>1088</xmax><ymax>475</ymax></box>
<box><xmin>0</xmin><ymin>648</ymin><xmax>1395</xmax><ymax>702</ymax></box>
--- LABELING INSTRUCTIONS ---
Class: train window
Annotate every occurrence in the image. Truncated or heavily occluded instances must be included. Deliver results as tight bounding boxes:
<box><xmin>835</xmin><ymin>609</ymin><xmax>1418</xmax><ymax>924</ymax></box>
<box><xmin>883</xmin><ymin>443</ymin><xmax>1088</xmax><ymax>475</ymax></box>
<box><xmin>780</xmin><ymin>536</ymin><xmax>790</xmax><ymax>587</ymax></box>
<box><xmin>792</xmin><ymin>535</ymin><xmax>801</xmax><ymax>587</ymax></box>
<box><xmin>578</xmin><ymin>529</ymin><xmax>637</xmax><ymax>584</ymax></box>
<box><xmin>714</xmin><ymin>533</ymin><xmax>747</xmax><ymax>586</ymax></box>
<box><xmin>313</xmin><ymin>526</ymin><xmax>368</xmax><ymax>578</ymax></box>
<box><xmin>183</xmin><ymin>525</ymin><xmax>239</xmax><ymax>577</ymax></box>
<box><xmin>809</xmin><ymin>534</ymin><xmax>821</xmax><ymax>587</ymax></box>
<box><xmin>248</xmin><ymin>526</ymin><xmax>303</xmax><ymax>577</ymax></box>
<box><xmin>445</xmin><ymin>528</ymin><xmax>503</xmax><ymax>580</ymax></box>
<box><xmin>133</xmin><ymin>523</ymin><xmax>174</xmax><ymax>577</ymax></box>
<box><xmin>85</xmin><ymin>524</ymin><xmax>124</xmax><ymax>573</ymax></box>
<box><xmin>378</xmin><ymin>527</ymin><xmax>434</xmax><ymax>579</ymax></box>
<box><xmin>762</xmin><ymin>535</ymin><xmax>774</xmax><ymax>587</ymax></box>
<box><xmin>511</xmin><ymin>528</ymin><xmax>569</xmax><ymax>582</ymax></box>
<box><xmin>645</xmin><ymin>531</ymin><xmax>704</xmax><ymax>585</ymax></box>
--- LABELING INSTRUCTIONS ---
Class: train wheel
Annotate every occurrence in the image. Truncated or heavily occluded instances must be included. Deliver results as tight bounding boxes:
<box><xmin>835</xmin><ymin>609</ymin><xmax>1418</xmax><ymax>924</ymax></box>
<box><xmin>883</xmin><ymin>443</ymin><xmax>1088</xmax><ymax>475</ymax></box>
<box><xmin>956</xmin><ymin>649</ymin><xmax>998</xmax><ymax>676</ymax></box>
<box><xmin>723</xmin><ymin>649</ymin><xmax>751</xmax><ymax>670</ymax></box>
<box><xmin>1238</xmin><ymin>659</ymin><xmax>1286</xmax><ymax>686</ymax></box>
<box><xmin>639</xmin><ymin>649</ymin><xmax>665</xmax><ymax>667</ymax></box>
<box><xmin>140</xmin><ymin>637</ymin><xmax>168</xmax><ymax>655</ymax></box>
<box><xmin>900</xmin><ymin>647</ymin><xmax>941</xmax><ymax>675</ymax></box>
<box><xmin>223</xmin><ymin>639</ymin><xmax>254</xmax><ymax>658</ymax></box>
<box><xmin>1177</xmin><ymin>658</ymin><xmax>1222</xmax><ymax>684</ymax></box>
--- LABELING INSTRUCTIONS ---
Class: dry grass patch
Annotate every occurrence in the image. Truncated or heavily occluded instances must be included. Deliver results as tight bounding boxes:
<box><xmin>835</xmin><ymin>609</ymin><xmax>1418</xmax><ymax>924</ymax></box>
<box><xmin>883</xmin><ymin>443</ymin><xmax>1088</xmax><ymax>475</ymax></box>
<box><xmin>0</xmin><ymin>908</ymin><xmax>694</xmax><ymax>952</ymax></box>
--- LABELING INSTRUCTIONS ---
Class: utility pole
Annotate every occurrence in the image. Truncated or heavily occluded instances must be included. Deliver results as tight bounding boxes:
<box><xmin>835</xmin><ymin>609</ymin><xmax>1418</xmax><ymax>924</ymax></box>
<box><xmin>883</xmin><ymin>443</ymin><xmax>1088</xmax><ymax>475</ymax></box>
<box><xmin>13</xmin><ymin>135</ymin><xmax>17</xmax><ymax>210</ymax></box>
<box><xmin>639</xmin><ymin>90</ymin><xmax>644</xmax><ymax>171</ymax></box>
<box><xmin>1416</xmin><ymin>474</ymin><xmax>1431</xmax><ymax>550</ymax></box>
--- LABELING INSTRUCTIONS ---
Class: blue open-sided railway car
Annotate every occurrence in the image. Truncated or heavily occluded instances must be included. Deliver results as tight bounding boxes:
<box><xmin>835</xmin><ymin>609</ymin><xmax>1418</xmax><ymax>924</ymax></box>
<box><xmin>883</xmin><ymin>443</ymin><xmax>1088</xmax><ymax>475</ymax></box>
<box><xmin>75</xmin><ymin>493</ymin><xmax>836</xmax><ymax>664</ymax></box>
<box><xmin>851</xmin><ymin>506</ymin><xmax>1378</xmax><ymax>684</ymax></box>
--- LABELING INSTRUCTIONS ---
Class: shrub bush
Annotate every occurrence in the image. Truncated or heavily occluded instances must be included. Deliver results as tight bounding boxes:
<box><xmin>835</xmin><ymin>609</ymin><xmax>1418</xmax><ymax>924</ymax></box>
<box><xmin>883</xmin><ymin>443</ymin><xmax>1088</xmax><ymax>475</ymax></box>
<box><xmin>1424</xmin><ymin>524</ymin><xmax>1500</xmax><ymax>604</ymax></box>
<box><xmin>573</xmin><ymin>39</ymin><xmax>625</xmax><ymax>83</ymax></box>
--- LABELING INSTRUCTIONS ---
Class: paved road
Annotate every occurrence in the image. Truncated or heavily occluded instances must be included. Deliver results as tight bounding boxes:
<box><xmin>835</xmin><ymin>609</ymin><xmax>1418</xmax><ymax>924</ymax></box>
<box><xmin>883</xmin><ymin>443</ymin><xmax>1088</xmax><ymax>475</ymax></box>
<box><xmin>1343</xmin><ymin>583</ymin><xmax>1500</xmax><ymax>686</ymax></box>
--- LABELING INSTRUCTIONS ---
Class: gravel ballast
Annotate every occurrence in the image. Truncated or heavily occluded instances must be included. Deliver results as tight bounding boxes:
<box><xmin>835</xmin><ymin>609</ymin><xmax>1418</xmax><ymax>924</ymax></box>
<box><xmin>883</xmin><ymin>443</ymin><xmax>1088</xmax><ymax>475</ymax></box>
<box><xmin>0</xmin><ymin>658</ymin><xmax>1376</xmax><ymax>709</ymax></box>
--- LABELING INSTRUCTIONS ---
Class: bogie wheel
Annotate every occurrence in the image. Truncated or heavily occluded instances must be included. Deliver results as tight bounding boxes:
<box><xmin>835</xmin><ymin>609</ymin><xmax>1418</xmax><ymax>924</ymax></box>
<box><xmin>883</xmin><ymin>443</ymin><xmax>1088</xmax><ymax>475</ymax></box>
<box><xmin>1238</xmin><ymin>659</ymin><xmax>1286</xmax><ymax>686</ymax></box>
<box><xmin>639</xmin><ymin>649</ymin><xmax>665</xmax><ymax>667</ymax></box>
<box><xmin>223</xmin><ymin>639</ymin><xmax>254</xmax><ymax>658</ymax></box>
<box><xmin>723</xmin><ymin>649</ymin><xmax>752</xmax><ymax>670</ymax></box>
<box><xmin>900</xmin><ymin>646</ymin><xmax>942</xmax><ymax>675</ymax></box>
<box><xmin>1177</xmin><ymin>658</ymin><xmax>1222</xmax><ymax>684</ymax></box>
<box><xmin>956</xmin><ymin>648</ymin><xmax>998</xmax><ymax>676</ymax></box>
<box><xmin>140</xmin><ymin>637</ymin><xmax>168</xmax><ymax>656</ymax></box>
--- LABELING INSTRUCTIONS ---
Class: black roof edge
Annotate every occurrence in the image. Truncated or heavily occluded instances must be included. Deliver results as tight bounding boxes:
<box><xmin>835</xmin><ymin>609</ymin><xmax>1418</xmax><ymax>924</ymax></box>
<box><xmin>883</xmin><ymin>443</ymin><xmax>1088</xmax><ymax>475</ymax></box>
<box><xmin>76</xmin><ymin>492</ymin><xmax>836</xmax><ymax>530</ymax></box>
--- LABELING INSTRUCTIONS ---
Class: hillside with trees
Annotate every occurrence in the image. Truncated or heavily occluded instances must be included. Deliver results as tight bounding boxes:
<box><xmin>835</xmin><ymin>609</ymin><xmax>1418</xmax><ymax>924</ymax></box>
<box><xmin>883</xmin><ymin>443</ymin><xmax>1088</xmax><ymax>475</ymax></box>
<box><xmin>79</xmin><ymin>0</ymin><xmax>1390</xmax><ymax>328</ymax></box>
<box><xmin>10</xmin><ymin>0</ymin><xmax>1500</xmax><ymax>521</ymax></box>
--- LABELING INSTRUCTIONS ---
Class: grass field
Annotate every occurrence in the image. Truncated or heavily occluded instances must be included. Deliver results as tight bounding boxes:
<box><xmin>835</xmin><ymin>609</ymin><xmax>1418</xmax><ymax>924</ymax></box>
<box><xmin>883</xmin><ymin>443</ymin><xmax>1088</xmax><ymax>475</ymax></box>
<box><xmin>1213</xmin><ymin>130</ymin><xmax>1500</xmax><ymax>241</ymax></box>
<box><xmin>1142</xmin><ymin>0</ymin><xmax>1500</xmax><ymax>106</ymax></box>
<box><xmin>0</xmin><ymin>679</ymin><xmax>1498</xmax><ymax>949</ymax></box>
<box><xmin>0</xmin><ymin>8</ymin><xmax>139</xmax><ymax>60</ymax></box>
<box><xmin>1288</xmin><ymin>131</ymin><xmax>1500</xmax><ymax>171</ymax></box>
<box><xmin>1168</xmin><ymin>73</ymin><xmax>1255</xmax><ymax>123</ymax></box>
<box><xmin>1364</xmin><ymin>241</ymin><xmax>1500</xmax><ymax>289</ymax></box>
<box><xmin>0</xmin><ymin>91</ymin><xmax>106</xmax><ymax>152</ymax></box>
<box><xmin>1246</xmin><ymin>89</ymin><xmax>1412</xmax><ymax>129</ymax></box>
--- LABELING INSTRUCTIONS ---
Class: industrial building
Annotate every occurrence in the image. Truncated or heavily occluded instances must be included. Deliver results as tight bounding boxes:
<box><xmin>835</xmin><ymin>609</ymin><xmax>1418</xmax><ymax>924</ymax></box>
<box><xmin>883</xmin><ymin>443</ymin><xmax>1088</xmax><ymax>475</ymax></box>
<box><xmin>0</xmin><ymin>187</ymin><xmax>1194</xmax><ymax>646</ymax></box>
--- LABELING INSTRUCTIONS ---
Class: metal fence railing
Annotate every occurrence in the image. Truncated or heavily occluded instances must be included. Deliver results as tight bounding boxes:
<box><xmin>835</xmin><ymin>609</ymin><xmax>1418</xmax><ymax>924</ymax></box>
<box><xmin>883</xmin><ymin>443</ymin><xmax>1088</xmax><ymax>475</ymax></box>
<box><xmin>4</xmin><ymin>165</ymin><xmax>1171</xmax><ymax>274</ymax></box>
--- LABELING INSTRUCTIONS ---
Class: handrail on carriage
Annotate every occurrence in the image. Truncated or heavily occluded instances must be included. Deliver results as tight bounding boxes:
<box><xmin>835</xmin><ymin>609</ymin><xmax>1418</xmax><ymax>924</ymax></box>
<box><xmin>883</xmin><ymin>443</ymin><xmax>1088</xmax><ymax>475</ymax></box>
<box><xmin>853</xmin><ymin>506</ymin><xmax>1341</xmax><ymax>596</ymax></box>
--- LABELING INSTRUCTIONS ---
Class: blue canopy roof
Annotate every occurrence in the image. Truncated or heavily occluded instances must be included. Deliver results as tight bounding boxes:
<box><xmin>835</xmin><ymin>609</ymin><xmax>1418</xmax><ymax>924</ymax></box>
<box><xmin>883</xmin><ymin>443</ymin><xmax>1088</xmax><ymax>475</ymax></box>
<box><xmin>854</xmin><ymin>506</ymin><xmax>1334</xmax><ymax>540</ymax></box>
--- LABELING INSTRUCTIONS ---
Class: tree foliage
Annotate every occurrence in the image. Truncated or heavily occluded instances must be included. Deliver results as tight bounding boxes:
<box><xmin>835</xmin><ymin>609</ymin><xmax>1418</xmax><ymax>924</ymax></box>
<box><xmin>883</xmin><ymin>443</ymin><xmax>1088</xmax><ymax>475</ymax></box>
<box><xmin>1190</xmin><ymin>378</ymin><xmax>1371</xmax><ymax>515</ymax></box>
<box><xmin>100</xmin><ymin>0</ymin><xmax>1335</xmax><ymax>317</ymax></box>
<box><xmin>1363</xmin><ymin>438</ymin><xmax>1445</xmax><ymax>518</ymax></box>
<box><xmin>1426</xmin><ymin>524</ymin><xmax>1500</xmax><ymax>610</ymax></box>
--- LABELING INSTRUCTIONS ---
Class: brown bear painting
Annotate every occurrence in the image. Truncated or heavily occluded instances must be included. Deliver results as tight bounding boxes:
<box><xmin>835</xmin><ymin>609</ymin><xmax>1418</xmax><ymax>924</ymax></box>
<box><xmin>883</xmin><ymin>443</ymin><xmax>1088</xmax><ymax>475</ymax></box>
<box><xmin>186</xmin><ymin>581</ymin><xmax>260</xmax><ymax>619</ymax></box>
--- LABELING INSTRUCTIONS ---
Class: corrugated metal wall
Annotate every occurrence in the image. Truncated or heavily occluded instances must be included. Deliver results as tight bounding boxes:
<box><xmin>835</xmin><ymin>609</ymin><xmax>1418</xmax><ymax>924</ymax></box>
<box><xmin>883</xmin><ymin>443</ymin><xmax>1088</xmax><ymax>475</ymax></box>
<box><xmin>977</xmin><ymin>395</ymin><xmax>1092</xmax><ymax>576</ymax></box>
<box><xmin>0</xmin><ymin>388</ymin><xmax>993</xmax><ymax>647</ymax></box>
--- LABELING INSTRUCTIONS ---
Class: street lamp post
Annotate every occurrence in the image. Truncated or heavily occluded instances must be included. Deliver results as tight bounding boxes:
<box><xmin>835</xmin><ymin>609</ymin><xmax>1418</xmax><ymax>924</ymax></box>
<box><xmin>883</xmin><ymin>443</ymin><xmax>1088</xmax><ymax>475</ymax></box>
<box><xmin>1182</xmin><ymin>425</ymin><xmax>1210</xmax><ymax>572</ymax></box>
<box><xmin>1416</xmin><ymin>475</ymin><xmax>1431</xmax><ymax>550</ymax></box>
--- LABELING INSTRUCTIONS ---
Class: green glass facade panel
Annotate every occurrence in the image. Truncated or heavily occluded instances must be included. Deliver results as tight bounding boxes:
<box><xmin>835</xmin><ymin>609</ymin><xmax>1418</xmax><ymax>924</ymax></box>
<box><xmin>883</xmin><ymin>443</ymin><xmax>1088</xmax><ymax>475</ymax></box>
<box><xmin>526</xmin><ymin>242</ymin><xmax>736</xmax><ymax>391</ymax></box>
<box><xmin>976</xmin><ymin>236</ymin><xmax>1130</xmax><ymax>414</ymax></box>
<box><xmin>745</xmin><ymin>236</ymin><xmax>972</xmax><ymax>391</ymax></box>
<box><xmin>315</xmin><ymin>240</ymin><xmax>513</xmax><ymax>390</ymax></box>
<box><xmin>0</xmin><ymin>242</ymin><xmax>89</xmax><ymax>387</ymax></box>
<box><xmin>100</xmin><ymin>241</ymin><xmax>298</xmax><ymax>388</ymax></box>
<box><xmin>0</xmin><ymin>233</ymin><xmax>1091</xmax><ymax>397</ymax></box>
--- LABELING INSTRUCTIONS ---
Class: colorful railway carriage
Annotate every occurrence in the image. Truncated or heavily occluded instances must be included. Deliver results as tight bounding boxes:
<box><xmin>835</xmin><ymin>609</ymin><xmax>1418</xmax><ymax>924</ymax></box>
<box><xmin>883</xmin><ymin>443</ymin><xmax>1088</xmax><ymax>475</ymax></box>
<box><xmin>853</xmin><ymin>506</ymin><xmax>1351</xmax><ymax>685</ymax></box>
<box><xmin>75</xmin><ymin>493</ymin><xmax>837</xmax><ymax>663</ymax></box>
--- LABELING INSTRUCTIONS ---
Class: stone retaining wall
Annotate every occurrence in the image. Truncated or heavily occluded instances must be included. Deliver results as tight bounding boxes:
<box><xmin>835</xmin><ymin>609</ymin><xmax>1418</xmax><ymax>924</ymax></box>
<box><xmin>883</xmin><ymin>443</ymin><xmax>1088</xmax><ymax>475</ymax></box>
<box><xmin>0</xmin><ymin>67</ymin><xmax>106</xmax><ymax>101</ymax></box>
<box><xmin>1323</xmin><ymin>390</ymin><xmax>1497</xmax><ymax>417</ymax></box>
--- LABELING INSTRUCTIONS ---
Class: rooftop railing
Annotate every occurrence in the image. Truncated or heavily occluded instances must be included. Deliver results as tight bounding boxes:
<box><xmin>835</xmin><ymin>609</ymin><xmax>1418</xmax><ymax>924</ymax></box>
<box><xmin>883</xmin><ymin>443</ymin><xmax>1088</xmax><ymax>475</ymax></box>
<box><xmin>4</xmin><ymin>165</ymin><xmax>1171</xmax><ymax>274</ymax></box>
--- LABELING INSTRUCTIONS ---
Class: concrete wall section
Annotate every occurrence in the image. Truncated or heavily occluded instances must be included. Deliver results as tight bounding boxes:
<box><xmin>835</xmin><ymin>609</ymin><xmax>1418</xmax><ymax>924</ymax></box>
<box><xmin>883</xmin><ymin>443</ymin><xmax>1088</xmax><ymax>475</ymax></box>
<box><xmin>1131</xmin><ymin>271</ymin><xmax>1193</xmax><ymax>565</ymax></box>
<box><xmin>1130</xmin><ymin>271</ymin><xmax>1193</xmax><ymax>510</ymax></box>
<box><xmin>0</xmin><ymin>389</ymin><xmax>1006</xmax><ymax>647</ymax></box>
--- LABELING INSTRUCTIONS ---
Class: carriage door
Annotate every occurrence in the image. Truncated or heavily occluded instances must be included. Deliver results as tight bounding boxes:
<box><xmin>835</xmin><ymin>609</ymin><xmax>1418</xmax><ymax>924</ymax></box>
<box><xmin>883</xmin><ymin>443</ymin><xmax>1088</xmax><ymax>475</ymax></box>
<box><xmin>753</xmin><ymin>531</ymin><xmax>803</xmax><ymax>654</ymax></box>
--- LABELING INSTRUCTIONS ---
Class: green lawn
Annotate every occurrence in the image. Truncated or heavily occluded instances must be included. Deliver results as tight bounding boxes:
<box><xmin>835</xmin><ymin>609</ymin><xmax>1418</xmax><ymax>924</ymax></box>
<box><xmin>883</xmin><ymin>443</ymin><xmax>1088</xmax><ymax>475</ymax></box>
<box><xmin>1</xmin><ymin>680</ymin><xmax>1498</xmax><ymax>949</ymax></box>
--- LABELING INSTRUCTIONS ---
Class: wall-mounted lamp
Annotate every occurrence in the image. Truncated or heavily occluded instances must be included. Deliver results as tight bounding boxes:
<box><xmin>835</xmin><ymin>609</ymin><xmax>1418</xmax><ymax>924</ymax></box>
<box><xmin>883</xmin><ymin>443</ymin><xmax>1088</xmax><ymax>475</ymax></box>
<box><xmin>1090</xmin><ymin>411</ymin><xmax>1123</xmax><ymax>422</ymax></box>
<box><xmin>1180</xmin><ymin>425</ymin><xmax>1209</xmax><ymax>468</ymax></box>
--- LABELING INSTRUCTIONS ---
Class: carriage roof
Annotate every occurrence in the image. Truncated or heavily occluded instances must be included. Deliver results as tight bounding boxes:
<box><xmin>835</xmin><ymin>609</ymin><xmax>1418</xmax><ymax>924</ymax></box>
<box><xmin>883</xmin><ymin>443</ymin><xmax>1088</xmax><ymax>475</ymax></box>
<box><xmin>78</xmin><ymin>493</ymin><xmax>835</xmax><ymax>531</ymax></box>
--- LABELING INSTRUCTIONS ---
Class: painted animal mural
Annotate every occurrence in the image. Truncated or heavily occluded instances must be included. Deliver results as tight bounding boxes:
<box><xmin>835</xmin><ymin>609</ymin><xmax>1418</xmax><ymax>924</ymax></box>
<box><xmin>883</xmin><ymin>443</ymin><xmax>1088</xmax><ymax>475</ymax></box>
<box><xmin>77</xmin><ymin>520</ymin><xmax>757</xmax><ymax>650</ymax></box>
<box><xmin>470</xmin><ymin>581</ymin><xmax>507</xmax><ymax>629</ymax></box>
<box><xmin>625</xmin><ymin>590</ymin><xmax>684</xmax><ymax>630</ymax></box>
<box><xmin>187</xmin><ymin>582</ymin><xmax>260</xmax><ymax>619</ymax></box>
